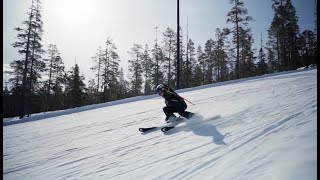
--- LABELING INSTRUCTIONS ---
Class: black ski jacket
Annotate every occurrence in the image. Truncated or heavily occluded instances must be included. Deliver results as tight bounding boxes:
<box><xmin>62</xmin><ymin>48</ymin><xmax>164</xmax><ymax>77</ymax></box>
<box><xmin>162</xmin><ymin>88</ymin><xmax>184</xmax><ymax>107</ymax></box>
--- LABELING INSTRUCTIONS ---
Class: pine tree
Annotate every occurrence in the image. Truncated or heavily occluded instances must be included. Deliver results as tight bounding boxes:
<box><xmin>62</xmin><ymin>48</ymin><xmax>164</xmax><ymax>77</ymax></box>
<box><xmin>27</xmin><ymin>0</ymin><xmax>45</xmax><ymax>113</ymax></box>
<box><xmin>284</xmin><ymin>0</ymin><xmax>300</xmax><ymax>70</ymax></box>
<box><xmin>299</xmin><ymin>30</ymin><xmax>317</xmax><ymax>67</ymax></box>
<box><xmin>141</xmin><ymin>44</ymin><xmax>153</xmax><ymax>95</ymax></box>
<box><xmin>3</xmin><ymin>82</ymin><xmax>11</xmax><ymax>118</ymax></box>
<box><xmin>65</xmin><ymin>64</ymin><xmax>86</xmax><ymax>108</ymax></box>
<box><xmin>183</xmin><ymin>39</ymin><xmax>196</xmax><ymax>87</ymax></box>
<box><xmin>266</xmin><ymin>48</ymin><xmax>277</xmax><ymax>73</ymax></box>
<box><xmin>257</xmin><ymin>33</ymin><xmax>268</xmax><ymax>75</ymax></box>
<box><xmin>128</xmin><ymin>44</ymin><xmax>144</xmax><ymax>96</ymax></box>
<box><xmin>100</xmin><ymin>37</ymin><xmax>119</xmax><ymax>102</ymax></box>
<box><xmin>162</xmin><ymin>27</ymin><xmax>176</xmax><ymax>87</ymax></box>
<box><xmin>10</xmin><ymin>0</ymin><xmax>45</xmax><ymax>118</ymax></box>
<box><xmin>118</xmin><ymin>68</ymin><xmax>129</xmax><ymax>99</ymax></box>
<box><xmin>213</xmin><ymin>28</ymin><xmax>230</xmax><ymax>82</ymax></box>
<box><xmin>226</xmin><ymin>40</ymin><xmax>237</xmax><ymax>80</ymax></box>
<box><xmin>86</xmin><ymin>78</ymin><xmax>97</xmax><ymax>104</ymax></box>
<box><xmin>227</xmin><ymin>0</ymin><xmax>253</xmax><ymax>79</ymax></box>
<box><xmin>176</xmin><ymin>27</ymin><xmax>186</xmax><ymax>88</ymax></box>
<box><xmin>268</xmin><ymin>0</ymin><xmax>300</xmax><ymax>71</ymax></box>
<box><xmin>240</xmin><ymin>28</ymin><xmax>256</xmax><ymax>78</ymax></box>
<box><xmin>43</xmin><ymin>44</ymin><xmax>64</xmax><ymax>111</ymax></box>
<box><xmin>196</xmin><ymin>45</ymin><xmax>206</xmax><ymax>85</ymax></box>
<box><xmin>267</xmin><ymin>7</ymin><xmax>281</xmax><ymax>72</ymax></box>
<box><xmin>108</xmin><ymin>45</ymin><xmax>121</xmax><ymax>101</ymax></box>
<box><xmin>91</xmin><ymin>46</ymin><xmax>104</xmax><ymax>100</ymax></box>
<box><xmin>204</xmin><ymin>39</ymin><xmax>215</xmax><ymax>83</ymax></box>
<box><xmin>192</xmin><ymin>64</ymin><xmax>204</xmax><ymax>87</ymax></box>
<box><xmin>5</xmin><ymin>61</ymin><xmax>24</xmax><ymax>97</ymax></box>
<box><xmin>150</xmin><ymin>39</ymin><xmax>165</xmax><ymax>88</ymax></box>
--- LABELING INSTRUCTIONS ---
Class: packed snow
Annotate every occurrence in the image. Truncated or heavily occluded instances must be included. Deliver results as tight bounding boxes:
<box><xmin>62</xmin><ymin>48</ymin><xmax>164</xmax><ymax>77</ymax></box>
<box><xmin>3</xmin><ymin>69</ymin><xmax>317</xmax><ymax>180</ymax></box>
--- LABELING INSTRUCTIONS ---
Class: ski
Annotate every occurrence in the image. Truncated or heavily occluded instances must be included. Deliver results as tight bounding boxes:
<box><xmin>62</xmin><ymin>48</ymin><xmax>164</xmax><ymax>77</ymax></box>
<box><xmin>161</xmin><ymin>126</ymin><xmax>175</xmax><ymax>132</ymax></box>
<box><xmin>160</xmin><ymin>113</ymin><xmax>194</xmax><ymax>132</ymax></box>
<box><xmin>139</xmin><ymin>127</ymin><xmax>157</xmax><ymax>132</ymax></box>
<box><xmin>139</xmin><ymin>117</ymin><xmax>185</xmax><ymax>133</ymax></box>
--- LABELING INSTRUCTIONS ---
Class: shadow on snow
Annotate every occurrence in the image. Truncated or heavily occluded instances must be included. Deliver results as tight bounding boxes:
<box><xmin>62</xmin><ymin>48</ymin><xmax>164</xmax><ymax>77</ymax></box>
<box><xmin>164</xmin><ymin>114</ymin><xmax>227</xmax><ymax>145</ymax></box>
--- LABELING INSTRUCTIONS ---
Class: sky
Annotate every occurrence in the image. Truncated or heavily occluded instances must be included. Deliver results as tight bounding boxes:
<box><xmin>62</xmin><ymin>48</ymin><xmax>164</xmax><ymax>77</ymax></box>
<box><xmin>3</xmin><ymin>68</ymin><xmax>317</xmax><ymax>179</ymax></box>
<box><xmin>3</xmin><ymin>0</ymin><xmax>317</xmax><ymax>85</ymax></box>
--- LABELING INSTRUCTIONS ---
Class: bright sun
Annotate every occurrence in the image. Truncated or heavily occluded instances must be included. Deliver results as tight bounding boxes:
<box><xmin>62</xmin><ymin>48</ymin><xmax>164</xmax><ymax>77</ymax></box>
<box><xmin>50</xmin><ymin>0</ymin><xmax>98</xmax><ymax>25</ymax></box>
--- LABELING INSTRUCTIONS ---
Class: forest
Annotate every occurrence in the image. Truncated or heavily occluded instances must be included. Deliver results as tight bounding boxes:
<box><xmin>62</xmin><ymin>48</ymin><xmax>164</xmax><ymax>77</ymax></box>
<box><xmin>3</xmin><ymin>0</ymin><xmax>317</xmax><ymax>118</ymax></box>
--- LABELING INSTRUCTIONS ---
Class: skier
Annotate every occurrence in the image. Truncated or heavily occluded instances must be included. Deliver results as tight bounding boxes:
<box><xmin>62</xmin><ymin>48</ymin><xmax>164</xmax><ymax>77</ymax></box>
<box><xmin>156</xmin><ymin>84</ymin><xmax>194</xmax><ymax>123</ymax></box>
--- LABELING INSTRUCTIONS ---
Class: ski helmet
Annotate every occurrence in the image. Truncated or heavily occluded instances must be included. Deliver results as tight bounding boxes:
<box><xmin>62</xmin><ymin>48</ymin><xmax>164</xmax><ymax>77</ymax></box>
<box><xmin>156</xmin><ymin>84</ymin><xmax>168</xmax><ymax>96</ymax></box>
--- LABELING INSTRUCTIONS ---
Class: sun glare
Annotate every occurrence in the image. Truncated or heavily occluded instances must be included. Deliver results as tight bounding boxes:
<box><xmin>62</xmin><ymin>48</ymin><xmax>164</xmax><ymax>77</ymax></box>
<box><xmin>50</xmin><ymin>0</ymin><xmax>98</xmax><ymax>25</ymax></box>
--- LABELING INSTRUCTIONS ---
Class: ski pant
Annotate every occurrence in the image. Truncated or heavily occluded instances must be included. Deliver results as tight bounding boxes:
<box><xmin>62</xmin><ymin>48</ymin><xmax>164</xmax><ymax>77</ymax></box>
<box><xmin>163</xmin><ymin>100</ymin><xmax>189</xmax><ymax>118</ymax></box>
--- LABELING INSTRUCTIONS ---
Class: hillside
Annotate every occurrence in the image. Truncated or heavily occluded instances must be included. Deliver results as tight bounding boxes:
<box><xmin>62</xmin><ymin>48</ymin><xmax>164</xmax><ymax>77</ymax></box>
<box><xmin>3</xmin><ymin>69</ymin><xmax>317</xmax><ymax>180</ymax></box>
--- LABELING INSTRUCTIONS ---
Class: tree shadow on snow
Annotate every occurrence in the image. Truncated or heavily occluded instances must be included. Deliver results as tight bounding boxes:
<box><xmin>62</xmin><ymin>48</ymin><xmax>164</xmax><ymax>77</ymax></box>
<box><xmin>165</xmin><ymin>114</ymin><xmax>227</xmax><ymax>145</ymax></box>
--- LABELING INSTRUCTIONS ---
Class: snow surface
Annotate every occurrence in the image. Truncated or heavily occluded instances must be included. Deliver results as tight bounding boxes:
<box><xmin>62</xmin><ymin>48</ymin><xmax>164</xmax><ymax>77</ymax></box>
<box><xmin>3</xmin><ymin>69</ymin><xmax>317</xmax><ymax>180</ymax></box>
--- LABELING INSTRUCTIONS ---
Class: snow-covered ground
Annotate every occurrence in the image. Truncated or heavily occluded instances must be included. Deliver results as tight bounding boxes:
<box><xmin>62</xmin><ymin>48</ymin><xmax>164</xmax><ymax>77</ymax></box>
<box><xmin>3</xmin><ymin>69</ymin><xmax>317</xmax><ymax>180</ymax></box>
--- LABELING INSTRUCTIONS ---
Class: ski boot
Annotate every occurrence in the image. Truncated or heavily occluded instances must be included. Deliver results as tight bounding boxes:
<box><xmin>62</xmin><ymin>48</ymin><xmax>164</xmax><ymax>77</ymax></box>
<box><xmin>165</xmin><ymin>114</ymin><xmax>178</xmax><ymax>123</ymax></box>
<box><xmin>184</xmin><ymin>112</ymin><xmax>195</xmax><ymax>119</ymax></box>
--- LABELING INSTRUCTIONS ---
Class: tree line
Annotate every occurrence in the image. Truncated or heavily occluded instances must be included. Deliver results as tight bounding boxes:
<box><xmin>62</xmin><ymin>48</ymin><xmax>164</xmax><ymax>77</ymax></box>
<box><xmin>3</xmin><ymin>0</ymin><xmax>317</xmax><ymax>118</ymax></box>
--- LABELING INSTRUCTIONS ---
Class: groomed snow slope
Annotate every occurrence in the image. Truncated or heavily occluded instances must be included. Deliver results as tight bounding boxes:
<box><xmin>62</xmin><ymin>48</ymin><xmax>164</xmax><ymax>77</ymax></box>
<box><xmin>3</xmin><ymin>69</ymin><xmax>317</xmax><ymax>180</ymax></box>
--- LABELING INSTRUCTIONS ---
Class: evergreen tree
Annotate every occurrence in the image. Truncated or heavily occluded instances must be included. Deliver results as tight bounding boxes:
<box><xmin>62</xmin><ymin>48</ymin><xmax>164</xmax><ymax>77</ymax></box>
<box><xmin>128</xmin><ymin>44</ymin><xmax>144</xmax><ymax>96</ymax></box>
<box><xmin>257</xmin><ymin>47</ymin><xmax>268</xmax><ymax>75</ymax></box>
<box><xmin>108</xmin><ymin>45</ymin><xmax>121</xmax><ymax>101</ymax></box>
<box><xmin>266</xmin><ymin>48</ymin><xmax>277</xmax><ymax>73</ymax></box>
<box><xmin>213</xmin><ymin>28</ymin><xmax>230</xmax><ymax>82</ymax></box>
<box><xmin>141</xmin><ymin>44</ymin><xmax>153</xmax><ymax>95</ymax></box>
<box><xmin>298</xmin><ymin>30</ymin><xmax>317</xmax><ymax>67</ymax></box>
<box><xmin>100</xmin><ymin>37</ymin><xmax>119</xmax><ymax>102</ymax></box>
<box><xmin>240</xmin><ymin>28</ymin><xmax>256</xmax><ymax>78</ymax></box>
<box><xmin>284</xmin><ymin>0</ymin><xmax>300</xmax><ymax>69</ymax></box>
<box><xmin>150</xmin><ymin>40</ymin><xmax>165</xmax><ymax>88</ymax></box>
<box><xmin>176</xmin><ymin>28</ymin><xmax>186</xmax><ymax>88</ymax></box>
<box><xmin>10</xmin><ymin>0</ymin><xmax>45</xmax><ymax>118</ymax></box>
<box><xmin>204</xmin><ymin>39</ymin><xmax>215</xmax><ymax>83</ymax></box>
<box><xmin>267</xmin><ymin>10</ymin><xmax>281</xmax><ymax>72</ymax></box>
<box><xmin>183</xmin><ymin>39</ymin><xmax>196</xmax><ymax>87</ymax></box>
<box><xmin>86</xmin><ymin>78</ymin><xmax>97</xmax><ymax>104</ymax></box>
<box><xmin>268</xmin><ymin>0</ymin><xmax>300</xmax><ymax>71</ymax></box>
<box><xmin>28</xmin><ymin>0</ymin><xmax>45</xmax><ymax>113</ymax></box>
<box><xmin>65</xmin><ymin>64</ymin><xmax>86</xmax><ymax>108</ymax></box>
<box><xmin>3</xmin><ymin>82</ymin><xmax>11</xmax><ymax>118</ymax></box>
<box><xmin>118</xmin><ymin>68</ymin><xmax>129</xmax><ymax>99</ymax></box>
<box><xmin>162</xmin><ymin>27</ymin><xmax>176</xmax><ymax>87</ymax></box>
<box><xmin>5</xmin><ymin>61</ymin><xmax>24</xmax><ymax>97</ymax></box>
<box><xmin>227</xmin><ymin>0</ymin><xmax>253</xmax><ymax>79</ymax></box>
<box><xmin>43</xmin><ymin>44</ymin><xmax>65</xmax><ymax>111</ymax></box>
<box><xmin>196</xmin><ymin>45</ymin><xmax>206</xmax><ymax>85</ymax></box>
<box><xmin>192</xmin><ymin>64</ymin><xmax>204</xmax><ymax>87</ymax></box>
<box><xmin>257</xmin><ymin>34</ymin><xmax>268</xmax><ymax>75</ymax></box>
<box><xmin>91</xmin><ymin>46</ymin><xmax>104</xmax><ymax>100</ymax></box>
<box><xmin>226</xmin><ymin>40</ymin><xmax>237</xmax><ymax>80</ymax></box>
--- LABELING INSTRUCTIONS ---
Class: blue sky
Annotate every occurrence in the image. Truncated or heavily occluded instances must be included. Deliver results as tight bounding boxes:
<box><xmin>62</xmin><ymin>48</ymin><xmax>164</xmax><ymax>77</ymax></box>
<box><xmin>3</xmin><ymin>0</ymin><xmax>317</xmax><ymax>84</ymax></box>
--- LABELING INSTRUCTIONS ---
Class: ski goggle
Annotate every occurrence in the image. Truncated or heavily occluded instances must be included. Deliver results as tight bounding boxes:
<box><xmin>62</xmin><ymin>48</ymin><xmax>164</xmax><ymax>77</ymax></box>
<box><xmin>157</xmin><ymin>88</ymin><xmax>164</xmax><ymax>96</ymax></box>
